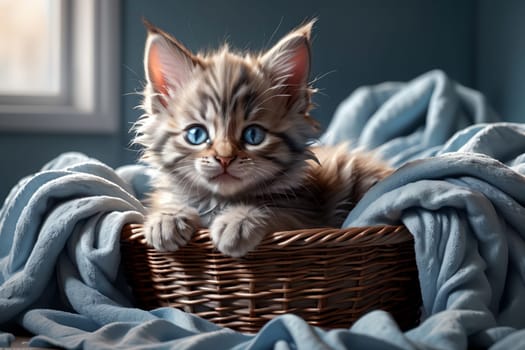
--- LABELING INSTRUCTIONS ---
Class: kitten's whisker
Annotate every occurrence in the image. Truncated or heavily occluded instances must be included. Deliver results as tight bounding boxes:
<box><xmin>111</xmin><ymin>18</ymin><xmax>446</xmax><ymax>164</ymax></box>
<box><xmin>264</xmin><ymin>17</ymin><xmax>284</xmax><ymax>50</ymax></box>
<box><xmin>309</xmin><ymin>70</ymin><xmax>337</xmax><ymax>85</ymax></box>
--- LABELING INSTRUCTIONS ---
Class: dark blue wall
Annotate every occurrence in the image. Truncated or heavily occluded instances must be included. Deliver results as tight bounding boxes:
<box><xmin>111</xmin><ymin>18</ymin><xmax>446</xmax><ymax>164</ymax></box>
<box><xmin>477</xmin><ymin>0</ymin><xmax>525</xmax><ymax>122</ymax></box>
<box><xmin>2</xmin><ymin>0</ymin><xmax>524</xmax><ymax>203</ymax></box>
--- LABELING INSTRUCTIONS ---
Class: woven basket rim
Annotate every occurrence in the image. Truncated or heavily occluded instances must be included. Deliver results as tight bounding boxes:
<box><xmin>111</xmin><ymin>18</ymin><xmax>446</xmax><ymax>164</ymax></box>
<box><xmin>122</xmin><ymin>224</ymin><xmax>412</xmax><ymax>249</ymax></box>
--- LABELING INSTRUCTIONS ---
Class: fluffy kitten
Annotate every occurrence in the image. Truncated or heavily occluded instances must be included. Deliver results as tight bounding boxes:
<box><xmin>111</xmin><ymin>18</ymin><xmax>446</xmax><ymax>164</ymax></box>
<box><xmin>134</xmin><ymin>20</ymin><xmax>392</xmax><ymax>258</ymax></box>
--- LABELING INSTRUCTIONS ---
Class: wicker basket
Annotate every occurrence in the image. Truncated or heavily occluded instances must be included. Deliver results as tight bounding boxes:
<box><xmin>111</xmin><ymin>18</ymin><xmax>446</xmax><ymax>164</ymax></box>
<box><xmin>121</xmin><ymin>224</ymin><xmax>421</xmax><ymax>333</ymax></box>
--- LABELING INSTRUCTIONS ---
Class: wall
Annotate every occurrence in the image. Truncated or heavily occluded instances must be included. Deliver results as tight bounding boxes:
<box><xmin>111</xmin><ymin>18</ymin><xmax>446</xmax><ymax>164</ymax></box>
<box><xmin>0</xmin><ymin>0</ymin><xmax>500</xmax><ymax>203</ymax></box>
<box><xmin>476</xmin><ymin>0</ymin><xmax>525</xmax><ymax>122</ymax></box>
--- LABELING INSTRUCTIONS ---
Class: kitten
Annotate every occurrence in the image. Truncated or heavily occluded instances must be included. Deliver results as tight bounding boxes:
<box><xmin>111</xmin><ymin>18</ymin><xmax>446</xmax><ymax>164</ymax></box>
<box><xmin>134</xmin><ymin>20</ymin><xmax>392</xmax><ymax>258</ymax></box>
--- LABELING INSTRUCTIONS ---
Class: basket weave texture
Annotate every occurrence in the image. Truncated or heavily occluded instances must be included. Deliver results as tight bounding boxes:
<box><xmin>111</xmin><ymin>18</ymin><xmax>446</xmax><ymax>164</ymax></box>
<box><xmin>121</xmin><ymin>224</ymin><xmax>421</xmax><ymax>333</ymax></box>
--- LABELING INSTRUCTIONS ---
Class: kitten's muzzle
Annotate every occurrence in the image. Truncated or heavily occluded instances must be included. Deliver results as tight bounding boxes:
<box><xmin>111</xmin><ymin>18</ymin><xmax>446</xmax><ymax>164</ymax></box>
<box><xmin>211</xmin><ymin>172</ymin><xmax>241</xmax><ymax>182</ymax></box>
<box><xmin>215</xmin><ymin>155</ymin><xmax>236</xmax><ymax>169</ymax></box>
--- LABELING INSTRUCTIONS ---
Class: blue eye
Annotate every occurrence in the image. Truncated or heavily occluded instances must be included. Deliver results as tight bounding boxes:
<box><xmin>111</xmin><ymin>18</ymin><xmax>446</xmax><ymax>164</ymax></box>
<box><xmin>242</xmin><ymin>125</ymin><xmax>266</xmax><ymax>145</ymax></box>
<box><xmin>185</xmin><ymin>125</ymin><xmax>209</xmax><ymax>145</ymax></box>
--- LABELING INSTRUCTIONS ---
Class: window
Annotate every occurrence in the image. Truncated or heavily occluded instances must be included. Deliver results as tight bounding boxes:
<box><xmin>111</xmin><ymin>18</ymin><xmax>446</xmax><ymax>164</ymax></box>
<box><xmin>0</xmin><ymin>0</ymin><xmax>119</xmax><ymax>133</ymax></box>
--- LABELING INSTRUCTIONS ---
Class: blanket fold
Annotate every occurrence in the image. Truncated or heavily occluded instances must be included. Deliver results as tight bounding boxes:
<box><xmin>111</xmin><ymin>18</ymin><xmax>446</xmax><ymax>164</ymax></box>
<box><xmin>1</xmin><ymin>70</ymin><xmax>525</xmax><ymax>349</ymax></box>
<box><xmin>322</xmin><ymin>70</ymin><xmax>500</xmax><ymax>166</ymax></box>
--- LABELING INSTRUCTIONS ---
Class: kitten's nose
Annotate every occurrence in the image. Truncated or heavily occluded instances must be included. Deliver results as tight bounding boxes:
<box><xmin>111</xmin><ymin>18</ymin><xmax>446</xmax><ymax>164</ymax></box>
<box><xmin>215</xmin><ymin>155</ymin><xmax>236</xmax><ymax>168</ymax></box>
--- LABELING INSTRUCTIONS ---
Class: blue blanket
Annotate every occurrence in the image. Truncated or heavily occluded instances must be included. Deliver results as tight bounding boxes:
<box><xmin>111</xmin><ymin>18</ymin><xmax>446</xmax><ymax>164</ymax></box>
<box><xmin>2</xmin><ymin>70</ymin><xmax>525</xmax><ymax>349</ymax></box>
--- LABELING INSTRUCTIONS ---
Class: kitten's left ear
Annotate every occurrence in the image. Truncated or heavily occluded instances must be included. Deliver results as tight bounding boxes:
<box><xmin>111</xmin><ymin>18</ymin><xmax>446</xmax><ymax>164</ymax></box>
<box><xmin>261</xmin><ymin>20</ymin><xmax>314</xmax><ymax>96</ymax></box>
<box><xmin>143</xmin><ymin>20</ymin><xmax>200</xmax><ymax>107</ymax></box>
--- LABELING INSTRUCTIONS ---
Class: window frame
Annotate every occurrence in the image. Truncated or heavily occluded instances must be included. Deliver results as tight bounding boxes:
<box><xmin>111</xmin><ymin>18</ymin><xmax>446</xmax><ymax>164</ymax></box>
<box><xmin>0</xmin><ymin>0</ymin><xmax>120</xmax><ymax>133</ymax></box>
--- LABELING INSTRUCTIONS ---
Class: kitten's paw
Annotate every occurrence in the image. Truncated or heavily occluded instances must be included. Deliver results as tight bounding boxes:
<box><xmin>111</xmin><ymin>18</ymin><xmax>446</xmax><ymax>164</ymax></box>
<box><xmin>143</xmin><ymin>208</ymin><xmax>200</xmax><ymax>251</ymax></box>
<box><xmin>210</xmin><ymin>206</ymin><xmax>269</xmax><ymax>258</ymax></box>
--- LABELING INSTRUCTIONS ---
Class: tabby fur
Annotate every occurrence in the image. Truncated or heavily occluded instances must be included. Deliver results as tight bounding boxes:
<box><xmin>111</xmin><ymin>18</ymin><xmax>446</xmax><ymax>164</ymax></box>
<box><xmin>134</xmin><ymin>20</ymin><xmax>392</xmax><ymax>257</ymax></box>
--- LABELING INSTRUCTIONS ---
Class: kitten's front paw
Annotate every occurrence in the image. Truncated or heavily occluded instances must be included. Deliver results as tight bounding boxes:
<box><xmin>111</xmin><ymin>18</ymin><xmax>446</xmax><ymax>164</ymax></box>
<box><xmin>210</xmin><ymin>207</ymin><xmax>269</xmax><ymax>258</ymax></box>
<box><xmin>143</xmin><ymin>208</ymin><xmax>200</xmax><ymax>251</ymax></box>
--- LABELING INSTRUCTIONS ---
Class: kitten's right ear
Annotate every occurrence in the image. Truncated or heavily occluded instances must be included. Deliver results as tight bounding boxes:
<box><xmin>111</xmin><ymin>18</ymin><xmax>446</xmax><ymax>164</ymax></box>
<box><xmin>261</xmin><ymin>20</ymin><xmax>315</xmax><ymax>103</ymax></box>
<box><xmin>143</xmin><ymin>20</ymin><xmax>197</xmax><ymax>106</ymax></box>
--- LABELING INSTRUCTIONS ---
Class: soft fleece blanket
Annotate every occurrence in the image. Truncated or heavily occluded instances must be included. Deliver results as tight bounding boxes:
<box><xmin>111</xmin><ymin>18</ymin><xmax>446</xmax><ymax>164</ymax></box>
<box><xmin>2</xmin><ymin>70</ymin><xmax>525</xmax><ymax>349</ymax></box>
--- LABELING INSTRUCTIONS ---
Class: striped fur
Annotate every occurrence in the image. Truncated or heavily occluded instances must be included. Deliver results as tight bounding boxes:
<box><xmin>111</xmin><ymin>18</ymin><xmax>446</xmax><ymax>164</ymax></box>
<box><xmin>134</xmin><ymin>21</ymin><xmax>392</xmax><ymax>257</ymax></box>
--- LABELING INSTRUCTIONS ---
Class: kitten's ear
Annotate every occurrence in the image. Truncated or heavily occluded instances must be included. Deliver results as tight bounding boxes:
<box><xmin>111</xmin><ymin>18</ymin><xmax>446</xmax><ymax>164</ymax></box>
<box><xmin>143</xmin><ymin>21</ymin><xmax>198</xmax><ymax>106</ymax></box>
<box><xmin>261</xmin><ymin>20</ymin><xmax>314</xmax><ymax>96</ymax></box>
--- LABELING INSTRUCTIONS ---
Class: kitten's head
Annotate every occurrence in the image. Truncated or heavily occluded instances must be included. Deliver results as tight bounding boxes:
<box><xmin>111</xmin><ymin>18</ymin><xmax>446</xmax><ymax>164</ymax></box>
<box><xmin>135</xmin><ymin>20</ymin><xmax>319</xmax><ymax>197</ymax></box>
